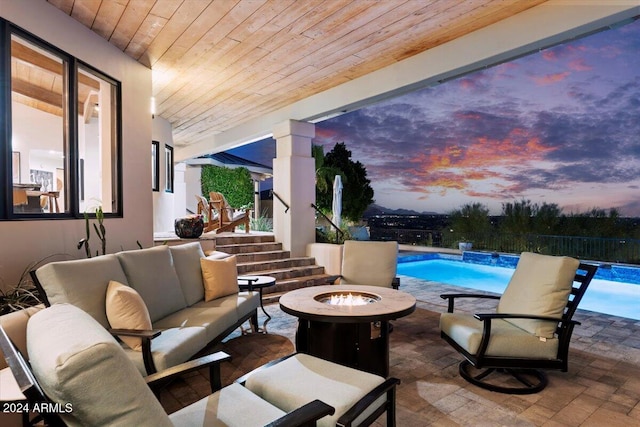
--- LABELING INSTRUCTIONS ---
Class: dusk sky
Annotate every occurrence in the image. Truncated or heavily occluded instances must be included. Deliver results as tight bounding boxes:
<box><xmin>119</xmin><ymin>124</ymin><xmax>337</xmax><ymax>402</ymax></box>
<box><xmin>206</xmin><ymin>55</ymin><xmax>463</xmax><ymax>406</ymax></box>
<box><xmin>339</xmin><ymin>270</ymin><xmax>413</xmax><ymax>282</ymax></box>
<box><xmin>229</xmin><ymin>18</ymin><xmax>640</xmax><ymax>217</ymax></box>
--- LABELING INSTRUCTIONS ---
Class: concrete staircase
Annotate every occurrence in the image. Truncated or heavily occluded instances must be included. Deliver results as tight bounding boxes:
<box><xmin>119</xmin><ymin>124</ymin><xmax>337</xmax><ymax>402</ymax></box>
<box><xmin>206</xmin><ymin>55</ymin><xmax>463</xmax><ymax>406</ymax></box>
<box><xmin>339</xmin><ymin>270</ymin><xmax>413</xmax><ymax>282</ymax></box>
<box><xmin>213</xmin><ymin>234</ymin><xmax>331</xmax><ymax>302</ymax></box>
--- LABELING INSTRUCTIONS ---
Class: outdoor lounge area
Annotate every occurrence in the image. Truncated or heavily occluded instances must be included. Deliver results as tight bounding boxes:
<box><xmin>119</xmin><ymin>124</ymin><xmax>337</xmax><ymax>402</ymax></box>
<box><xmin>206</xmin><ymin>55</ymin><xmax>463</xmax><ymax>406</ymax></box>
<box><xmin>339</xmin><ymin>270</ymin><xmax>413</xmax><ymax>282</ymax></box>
<box><xmin>158</xmin><ymin>274</ymin><xmax>640</xmax><ymax>426</ymax></box>
<box><xmin>2</xmin><ymin>1</ymin><xmax>640</xmax><ymax>426</ymax></box>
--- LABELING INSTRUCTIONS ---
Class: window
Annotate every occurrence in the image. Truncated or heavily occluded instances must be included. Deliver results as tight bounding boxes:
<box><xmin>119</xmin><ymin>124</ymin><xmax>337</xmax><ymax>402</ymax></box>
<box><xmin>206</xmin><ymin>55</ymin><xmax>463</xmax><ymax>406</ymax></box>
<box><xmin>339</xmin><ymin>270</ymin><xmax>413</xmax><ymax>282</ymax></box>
<box><xmin>164</xmin><ymin>144</ymin><xmax>173</xmax><ymax>193</ymax></box>
<box><xmin>152</xmin><ymin>141</ymin><xmax>159</xmax><ymax>192</ymax></box>
<box><xmin>10</xmin><ymin>33</ymin><xmax>68</xmax><ymax>215</ymax></box>
<box><xmin>2</xmin><ymin>20</ymin><xmax>122</xmax><ymax>219</ymax></box>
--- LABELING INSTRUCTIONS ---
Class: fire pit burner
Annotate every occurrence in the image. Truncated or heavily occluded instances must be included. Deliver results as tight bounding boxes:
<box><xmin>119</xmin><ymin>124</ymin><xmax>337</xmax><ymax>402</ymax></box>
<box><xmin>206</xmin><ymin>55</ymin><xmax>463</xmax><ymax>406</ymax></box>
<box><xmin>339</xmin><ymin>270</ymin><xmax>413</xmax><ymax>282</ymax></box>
<box><xmin>315</xmin><ymin>291</ymin><xmax>381</xmax><ymax>306</ymax></box>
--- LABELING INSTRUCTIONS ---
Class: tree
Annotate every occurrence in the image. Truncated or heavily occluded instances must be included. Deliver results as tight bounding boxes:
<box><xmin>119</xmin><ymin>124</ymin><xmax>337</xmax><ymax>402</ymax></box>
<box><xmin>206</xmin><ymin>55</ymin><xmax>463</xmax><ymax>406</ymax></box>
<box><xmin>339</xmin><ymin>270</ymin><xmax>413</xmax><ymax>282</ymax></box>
<box><xmin>532</xmin><ymin>203</ymin><xmax>563</xmax><ymax>234</ymax></box>
<box><xmin>312</xmin><ymin>144</ymin><xmax>345</xmax><ymax>194</ymax></box>
<box><xmin>501</xmin><ymin>199</ymin><xmax>534</xmax><ymax>235</ymax></box>
<box><xmin>319</xmin><ymin>142</ymin><xmax>374</xmax><ymax>223</ymax></box>
<box><xmin>449</xmin><ymin>203</ymin><xmax>491</xmax><ymax>241</ymax></box>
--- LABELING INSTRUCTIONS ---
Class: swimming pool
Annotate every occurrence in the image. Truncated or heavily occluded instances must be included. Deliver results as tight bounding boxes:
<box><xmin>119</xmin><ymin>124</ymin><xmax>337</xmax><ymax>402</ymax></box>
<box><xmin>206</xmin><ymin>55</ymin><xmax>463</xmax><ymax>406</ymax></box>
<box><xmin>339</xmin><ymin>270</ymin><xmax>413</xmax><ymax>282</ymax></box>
<box><xmin>397</xmin><ymin>252</ymin><xmax>640</xmax><ymax>320</ymax></box>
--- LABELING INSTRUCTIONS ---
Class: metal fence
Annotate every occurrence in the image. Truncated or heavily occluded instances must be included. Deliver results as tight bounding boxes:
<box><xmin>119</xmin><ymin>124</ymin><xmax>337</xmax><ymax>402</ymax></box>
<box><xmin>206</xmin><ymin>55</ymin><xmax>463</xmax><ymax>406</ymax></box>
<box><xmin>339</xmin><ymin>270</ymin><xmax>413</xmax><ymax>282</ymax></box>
<box><xmin>369</xmin><ymin>228</ymin><xmax>640</xmax><ymax>264</ymax></box>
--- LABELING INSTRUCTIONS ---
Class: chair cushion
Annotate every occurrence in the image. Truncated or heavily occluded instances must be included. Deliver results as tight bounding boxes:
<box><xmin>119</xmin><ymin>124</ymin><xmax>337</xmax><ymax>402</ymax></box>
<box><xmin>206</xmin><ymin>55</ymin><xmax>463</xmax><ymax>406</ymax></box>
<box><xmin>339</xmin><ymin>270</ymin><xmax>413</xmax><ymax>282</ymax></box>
<box><xmin>341</xmin><ymin>241</ymin><xmax>397</xmax><ymax>287</ymax></box>
<box><xmin>245</xmin><ymin>353</ymin><xmax>385</xmax><ymax>427</ymax></box>
<box><xmin>105</xmin><ymin>280</ymin><xmax>152</xmax><ymax>351</ymax></box>
<box><xmin>169</xmin><ymin>382</ymin><xmax>286</xmax><ymax>427</ymax></box>
<box><xmin>192</xmin><ymin>291</ymin><xmax>260</xmax><ymax>322</ymax></box>
<box><xmin>34</xmin><ymin>255</ymin><xmax>128</xmax><ymax>328</ymax></box>
<box><xmin>440</xmin><ymin>312</ymin><xmax>560</xmax><ymax>359</ymax></box>
<box><xmin>498</xmin><ymin>252</ymin><xmax>579</xmax><ymax>338</ymax></box>
<box><xmin>124</xmin><ymin>326</ymin><xmax>207</xmax><ymax>375</ymax></box>
<box><xmin>201</xmin><ymin>255</ymin><xmax>239</xmax><ymax>302</ymax></box>
<box><xmin>27</xmin><ymin>304</ymin><xmax>172</xmax><ymax>427</ymax></box>
<box><xmin>169</xmin><ymin>242</ymin><xmax>206</xmax><ymax>306</ymax></box>
<box><xmin>153</xmin><ymin>306</ymin><xmax>237</xmax><ymax>343</ymax></box>
<box><xmin>116</xmin><ymin>245</ymin><xmax>187</xmax><ymax>323</ymax></box>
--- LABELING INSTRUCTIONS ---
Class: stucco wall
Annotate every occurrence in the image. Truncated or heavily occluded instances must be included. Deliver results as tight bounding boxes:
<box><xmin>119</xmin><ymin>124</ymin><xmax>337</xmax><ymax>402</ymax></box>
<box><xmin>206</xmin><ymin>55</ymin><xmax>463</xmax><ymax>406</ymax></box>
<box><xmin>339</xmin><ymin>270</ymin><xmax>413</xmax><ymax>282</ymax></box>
<box><xmin>0</xmin><ymin>1</ymin><xmax>152</xmax><ymax>288</ymax></box>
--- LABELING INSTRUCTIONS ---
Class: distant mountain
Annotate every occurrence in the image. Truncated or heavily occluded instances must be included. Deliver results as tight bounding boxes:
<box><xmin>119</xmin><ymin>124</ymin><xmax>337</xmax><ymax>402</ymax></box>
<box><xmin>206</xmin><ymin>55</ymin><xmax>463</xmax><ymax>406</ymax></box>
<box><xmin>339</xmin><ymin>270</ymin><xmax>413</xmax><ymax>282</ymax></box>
<box><xmin>363</xmin><ymin>204</ymin><xmax>440</xmax><ymax>217</ymax></box>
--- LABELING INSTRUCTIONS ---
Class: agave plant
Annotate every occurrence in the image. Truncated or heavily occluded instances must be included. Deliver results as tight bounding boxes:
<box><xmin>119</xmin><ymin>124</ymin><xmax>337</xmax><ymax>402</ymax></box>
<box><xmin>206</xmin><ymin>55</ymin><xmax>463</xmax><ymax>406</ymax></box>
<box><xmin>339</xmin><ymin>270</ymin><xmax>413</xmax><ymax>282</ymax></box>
<box><xmin>0</xmin><ymin>254</ymin><xmax>67</xmax><ymax>315</ymax></box>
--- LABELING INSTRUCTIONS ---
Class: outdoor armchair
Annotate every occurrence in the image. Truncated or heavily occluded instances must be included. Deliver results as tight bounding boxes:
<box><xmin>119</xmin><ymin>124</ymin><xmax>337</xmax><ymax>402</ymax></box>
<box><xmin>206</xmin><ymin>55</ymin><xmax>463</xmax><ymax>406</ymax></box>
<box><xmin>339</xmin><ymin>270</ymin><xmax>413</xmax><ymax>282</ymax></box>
<box><xmin>0</xmin><ymin>304</ymin><xmax>334</xmax><ymax>427</ymax></box>
<box><xmin>327</xmin><ymin>240</ymin><xmax>400</xmax><ymax>289</ymax></box>
<box><xmin>439</xmin><ymin>252</ymin><xmax>597</xmax><ymax>394</ymax></box>
<box><xmin>208</xmin><ymin>191</ymin><xmax>251</xmax><ymax>234</ymax></box>
<box><xmin>237</xmin><ymin>352</ymin><xmax>400</xmax><ymax>427</ymax></box>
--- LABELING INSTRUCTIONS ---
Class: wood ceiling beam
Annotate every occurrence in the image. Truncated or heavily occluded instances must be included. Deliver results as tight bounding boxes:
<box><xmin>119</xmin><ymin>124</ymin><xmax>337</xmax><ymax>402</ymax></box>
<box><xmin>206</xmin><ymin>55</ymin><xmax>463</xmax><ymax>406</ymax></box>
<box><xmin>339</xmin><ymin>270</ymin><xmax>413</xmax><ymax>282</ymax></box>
<box><xmin>11</xmin><ymin>40</ymin><xmax>101</xmax><ymax>90</ymax></box>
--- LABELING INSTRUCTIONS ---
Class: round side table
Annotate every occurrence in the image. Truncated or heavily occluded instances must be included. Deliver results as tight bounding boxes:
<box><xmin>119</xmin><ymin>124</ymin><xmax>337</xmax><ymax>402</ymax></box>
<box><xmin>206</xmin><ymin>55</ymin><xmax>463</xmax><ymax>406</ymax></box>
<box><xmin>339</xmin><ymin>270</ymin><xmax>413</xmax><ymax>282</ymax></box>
<box><xmin>238</xmin><ymin>275</ymin><xmax>276</xmax><ymax>319</ymax></box>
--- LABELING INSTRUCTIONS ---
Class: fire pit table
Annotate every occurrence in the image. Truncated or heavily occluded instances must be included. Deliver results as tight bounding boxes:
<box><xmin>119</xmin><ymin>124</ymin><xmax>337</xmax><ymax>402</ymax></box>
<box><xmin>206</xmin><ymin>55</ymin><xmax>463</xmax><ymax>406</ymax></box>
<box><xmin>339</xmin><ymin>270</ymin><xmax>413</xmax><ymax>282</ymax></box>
<box><xmin>279</xmin><ymin>285</ymin><xmax>416</xmax><ymax>376</ymax></box>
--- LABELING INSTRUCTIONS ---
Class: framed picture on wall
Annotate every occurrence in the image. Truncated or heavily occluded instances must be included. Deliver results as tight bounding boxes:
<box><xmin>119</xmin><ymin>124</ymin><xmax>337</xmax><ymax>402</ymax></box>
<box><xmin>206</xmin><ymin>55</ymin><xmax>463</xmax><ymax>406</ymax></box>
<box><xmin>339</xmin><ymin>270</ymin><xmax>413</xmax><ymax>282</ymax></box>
<box><xmin>12</xmin><ymin>151</ymin><xmax>20</xmax><ymax>183</ymax></box>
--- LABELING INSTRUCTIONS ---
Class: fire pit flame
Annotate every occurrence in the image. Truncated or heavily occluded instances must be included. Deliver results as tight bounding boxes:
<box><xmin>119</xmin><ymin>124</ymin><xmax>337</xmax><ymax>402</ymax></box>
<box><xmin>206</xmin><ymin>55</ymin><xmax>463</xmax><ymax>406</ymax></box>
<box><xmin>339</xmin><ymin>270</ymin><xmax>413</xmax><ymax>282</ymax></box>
<box><xmin>315</xmin><ymin>291</ymin><xmax>380</xmax><ymax>306</ymax></box>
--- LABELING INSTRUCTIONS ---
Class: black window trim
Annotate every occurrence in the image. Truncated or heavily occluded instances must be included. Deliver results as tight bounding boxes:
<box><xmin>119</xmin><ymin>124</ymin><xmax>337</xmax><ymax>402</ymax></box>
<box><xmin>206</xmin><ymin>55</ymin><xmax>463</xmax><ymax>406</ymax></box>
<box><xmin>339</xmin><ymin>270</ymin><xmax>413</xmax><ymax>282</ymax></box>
<box><xmin>152</xmin><ymin>140</ymin><xmax>159</xmax><ymax>192</ymax></box>
<box><xmin>164</xmin><ymin>144</ymin><xmax>173</xmax><ymax>193</ymax></box>
<box><xmin>1</xmin><ymin>18</ymin><xmax>123</xmax><ymax>220</ymax></box>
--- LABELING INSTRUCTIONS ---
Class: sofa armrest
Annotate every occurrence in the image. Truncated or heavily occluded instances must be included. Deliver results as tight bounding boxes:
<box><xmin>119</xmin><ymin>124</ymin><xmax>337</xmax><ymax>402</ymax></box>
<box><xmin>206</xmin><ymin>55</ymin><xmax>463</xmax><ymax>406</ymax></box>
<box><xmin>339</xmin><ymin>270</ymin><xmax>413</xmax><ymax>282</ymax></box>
<box><xmin>109</xmin><ymin>328</ymin><xmax>162</xmax><ymax>375</ymax></box>
<box><xmin>267</xmin><ymin>399</ymin><xmax>335</xmax><ymax>427</ymax></box>
<box><xmin>145</xmin><ymin>351</ymin><xmax>231</xmax><ymax>394</ymax></box>
<box><xmin>440</xmin><ymin>293</ymin><xmax>500</xmax><ymax>312</ymax></box>
<box><xmin>337</xmin><ymin>377</ymin><xmax>400</xmax><ymax>427</ymax></box>
<box><xmin>109</xmin><ymin>328</ymin><xmax>162</xmax><ymax>339</ymax></box>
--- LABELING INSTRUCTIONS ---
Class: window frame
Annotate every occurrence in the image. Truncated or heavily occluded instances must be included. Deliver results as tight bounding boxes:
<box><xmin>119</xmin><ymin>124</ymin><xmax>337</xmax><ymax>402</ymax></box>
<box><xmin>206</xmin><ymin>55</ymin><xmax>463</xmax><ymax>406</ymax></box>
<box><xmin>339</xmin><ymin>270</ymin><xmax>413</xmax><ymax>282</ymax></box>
<box><xmin>164</xmin><ymin>144</ymin><xmax>173</xmax><ymax>193</ymax></box>
<box><xmin>152</xmin><ymin>141</ymin><xmax>159</xmax><ymax>192</ymax></box>
<box><xmin>1</xmin><ymin>19</ymin><xmax>123</xmax><ymax>220</ymax></box>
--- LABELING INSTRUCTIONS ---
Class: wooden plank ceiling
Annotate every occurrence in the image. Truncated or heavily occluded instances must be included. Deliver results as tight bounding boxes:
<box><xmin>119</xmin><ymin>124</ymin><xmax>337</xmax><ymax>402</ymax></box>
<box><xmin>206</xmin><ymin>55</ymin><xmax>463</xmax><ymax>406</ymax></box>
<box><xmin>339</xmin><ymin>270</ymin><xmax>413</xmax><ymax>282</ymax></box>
<box><xmin>41</xmin><ymin>0</ymin><xmax>547</xmax><ymax>147</ymax></box>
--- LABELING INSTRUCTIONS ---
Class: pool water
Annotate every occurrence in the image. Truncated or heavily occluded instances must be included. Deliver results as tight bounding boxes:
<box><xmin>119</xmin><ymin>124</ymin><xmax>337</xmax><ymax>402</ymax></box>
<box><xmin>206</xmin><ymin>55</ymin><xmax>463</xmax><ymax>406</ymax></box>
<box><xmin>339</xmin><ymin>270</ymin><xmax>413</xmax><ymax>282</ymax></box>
<box><xmin>398</xmin><ymin>257</ymin><xmax>640</xmax><ymax>320</ymax></box>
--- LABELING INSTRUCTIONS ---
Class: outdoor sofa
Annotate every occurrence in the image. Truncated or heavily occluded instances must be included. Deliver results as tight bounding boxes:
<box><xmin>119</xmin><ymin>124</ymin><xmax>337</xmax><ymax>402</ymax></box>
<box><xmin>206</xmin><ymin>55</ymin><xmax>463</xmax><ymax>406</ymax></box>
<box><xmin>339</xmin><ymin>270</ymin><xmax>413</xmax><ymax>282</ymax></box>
<box><xmin>31</xmin><ymin>242</ymin><xmax>259</xmax><ymax>375</ymax></box>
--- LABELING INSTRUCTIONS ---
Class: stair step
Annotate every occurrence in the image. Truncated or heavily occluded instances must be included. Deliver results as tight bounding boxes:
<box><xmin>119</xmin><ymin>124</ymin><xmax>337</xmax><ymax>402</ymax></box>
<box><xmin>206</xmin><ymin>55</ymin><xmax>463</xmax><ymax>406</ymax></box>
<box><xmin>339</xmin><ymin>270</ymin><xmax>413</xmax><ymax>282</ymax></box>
<box><xmin>240</xmin><ymin>265</ymin><xmax>325</xmax><ymax>281</ymax></box>
<box><xmin>214</xmin><ymin>234</ymin><xmax>275</xmax><ymax>246</ymax></box>
<box><xmin>232</xmin><ymin>250</ymin><xmax>291</xmax><ymax>263</ymax></box>
<box><xmin>263</xmin><ymin>274</ymin><xmax>333</xmax><ymax>301</ymax></box>
<box><xmin>237</xmin><ymin>257</ymin><xmax>316</xmax><ymax>274</ymax></box>
<box><xmin>217</xmin><ymin>242</ymin><xmax>283</xmax><ymax>254</ymax></box>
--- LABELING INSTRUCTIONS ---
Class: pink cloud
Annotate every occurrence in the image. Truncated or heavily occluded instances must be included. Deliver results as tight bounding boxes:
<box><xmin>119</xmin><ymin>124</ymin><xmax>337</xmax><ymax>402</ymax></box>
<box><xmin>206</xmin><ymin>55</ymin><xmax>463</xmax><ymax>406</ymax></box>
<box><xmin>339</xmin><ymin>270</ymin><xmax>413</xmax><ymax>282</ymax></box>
<box><xmin>569</xmin><ymin>58</ymin><xmax>592</xmax><ymax>71</ymax></box>
<box><xmin>532</xmin><ymin>71</ymin><xmax>571</xmax><ymax>85</ymax></box>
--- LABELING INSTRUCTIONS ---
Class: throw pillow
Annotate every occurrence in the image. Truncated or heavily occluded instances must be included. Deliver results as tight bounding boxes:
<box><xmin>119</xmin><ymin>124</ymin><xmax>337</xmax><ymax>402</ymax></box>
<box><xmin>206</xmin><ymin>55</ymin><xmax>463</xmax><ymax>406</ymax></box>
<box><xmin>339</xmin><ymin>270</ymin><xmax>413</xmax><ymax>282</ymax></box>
<box><xmin>105</xmin><ymin>280</ymin><xmax>152</xmax><ymax>351</ymax></box>
<box><xmin>201</xmin><ymin>255</ymin><xmax>239</xmax><ymax>302</ymax></box>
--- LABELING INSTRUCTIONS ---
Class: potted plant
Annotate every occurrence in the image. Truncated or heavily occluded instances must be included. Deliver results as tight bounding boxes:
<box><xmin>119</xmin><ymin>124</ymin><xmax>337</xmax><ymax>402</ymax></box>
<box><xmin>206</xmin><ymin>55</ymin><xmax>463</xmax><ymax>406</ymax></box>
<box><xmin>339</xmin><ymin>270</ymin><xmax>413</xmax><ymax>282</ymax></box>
<box><xmin>0</xmin><ymin>255</ymin><xmax>65</xmax><ymax>315</ymax></box>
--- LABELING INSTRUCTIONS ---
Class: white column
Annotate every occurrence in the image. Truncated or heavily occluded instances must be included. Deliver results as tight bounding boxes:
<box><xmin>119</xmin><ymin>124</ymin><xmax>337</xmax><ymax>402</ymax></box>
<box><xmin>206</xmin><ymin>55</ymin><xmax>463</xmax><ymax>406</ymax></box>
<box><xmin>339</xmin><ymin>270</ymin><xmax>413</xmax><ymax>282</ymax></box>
<box><xmin>272</xmin><ymin>120</ymin><xmax>315</xmax><ymax>257</ymax></box>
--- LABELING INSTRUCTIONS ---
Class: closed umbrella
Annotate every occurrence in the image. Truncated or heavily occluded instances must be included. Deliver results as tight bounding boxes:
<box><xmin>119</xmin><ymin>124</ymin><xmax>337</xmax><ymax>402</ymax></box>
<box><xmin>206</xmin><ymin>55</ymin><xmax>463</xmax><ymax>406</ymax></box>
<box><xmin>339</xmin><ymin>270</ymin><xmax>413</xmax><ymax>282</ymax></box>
<box><xmin>332</xmin><ymin>175</ymin><xmax>343</xmax><ymax>229</ymax></box>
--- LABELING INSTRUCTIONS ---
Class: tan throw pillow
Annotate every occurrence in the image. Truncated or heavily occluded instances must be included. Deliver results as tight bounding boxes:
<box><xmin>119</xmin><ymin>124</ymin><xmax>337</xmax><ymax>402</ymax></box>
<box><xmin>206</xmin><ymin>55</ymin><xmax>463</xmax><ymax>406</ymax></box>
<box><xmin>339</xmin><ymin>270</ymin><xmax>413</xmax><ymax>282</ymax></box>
<box><xmin>201</xmin><ymin>255</ymin><xmax>239</xmax><ymax>302</ymax></box>
<box><xmin>105</xmin><ymin>280</ymin><xmax>152</xmax><ymax>351</ymax></box>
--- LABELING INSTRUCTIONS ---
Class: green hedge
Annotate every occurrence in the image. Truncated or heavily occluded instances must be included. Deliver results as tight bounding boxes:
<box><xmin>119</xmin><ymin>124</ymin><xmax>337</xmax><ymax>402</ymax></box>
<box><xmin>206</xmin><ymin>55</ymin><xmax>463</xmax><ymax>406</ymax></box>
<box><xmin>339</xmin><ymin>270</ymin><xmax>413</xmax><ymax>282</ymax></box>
<box><xmin>200</xmin><ymin>165</ymin><xmax>253</xmax><ymax>208</ymax></box>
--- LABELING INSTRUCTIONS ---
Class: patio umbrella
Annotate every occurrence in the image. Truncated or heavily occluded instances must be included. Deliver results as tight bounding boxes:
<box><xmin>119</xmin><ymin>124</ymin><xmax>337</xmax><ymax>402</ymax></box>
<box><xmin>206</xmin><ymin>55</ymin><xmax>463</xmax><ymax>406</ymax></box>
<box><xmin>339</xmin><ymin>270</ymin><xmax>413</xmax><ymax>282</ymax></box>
<box><xmin>332</xmin><ymin>175</ymin><xmax>343</xmax><ymax>229</ymax></box>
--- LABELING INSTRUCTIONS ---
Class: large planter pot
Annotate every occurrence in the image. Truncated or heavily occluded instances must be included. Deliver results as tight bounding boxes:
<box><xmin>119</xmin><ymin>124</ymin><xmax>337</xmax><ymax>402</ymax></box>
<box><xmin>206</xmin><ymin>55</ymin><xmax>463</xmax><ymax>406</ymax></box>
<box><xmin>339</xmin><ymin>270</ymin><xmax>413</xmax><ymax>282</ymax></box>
<box><xmin>174</xmin><ymin>215</ymin><xmax>204</xmax><ymax>238</ymax></box>
<box><xmin>458</xmin><ymin>242</ymin><xmax>473</xmax><ymax>251</ymax></box>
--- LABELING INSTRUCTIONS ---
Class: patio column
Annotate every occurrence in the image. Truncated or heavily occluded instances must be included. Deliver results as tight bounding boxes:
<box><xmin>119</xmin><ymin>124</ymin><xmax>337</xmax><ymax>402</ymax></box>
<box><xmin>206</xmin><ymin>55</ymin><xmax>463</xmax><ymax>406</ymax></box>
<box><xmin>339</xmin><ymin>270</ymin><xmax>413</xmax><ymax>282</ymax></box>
<box><xmin>272</xmin><ymin>120</ymin><xmax>315</xmax><ymax>257</ymax></box>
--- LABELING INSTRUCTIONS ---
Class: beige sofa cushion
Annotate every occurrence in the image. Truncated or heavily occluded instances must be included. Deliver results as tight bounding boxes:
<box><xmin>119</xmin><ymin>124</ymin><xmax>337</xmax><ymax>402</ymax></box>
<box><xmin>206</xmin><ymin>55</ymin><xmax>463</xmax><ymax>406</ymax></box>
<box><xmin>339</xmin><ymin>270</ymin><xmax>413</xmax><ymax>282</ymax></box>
<box><xmin>169</xmin><ymin>242</ymin><xmax>206</xmax><ymax>306</ymax></box>
<box><xmin>341</xmin><ymin>240</ymin><xmax>398</xmax><ymax>287</ymax></box>
<box><xmin>498</xmin><ymin>252</ymin><xmax>579</xmax><ymax>338</ymax></box>
<box><xmin>153</xmin><ymin>306</ymin><xmax>237</xmax><ymax>343</ymax></box>
<box><xmin>34</xmin><ymin>255</ymin><xmax>128</xmax><ymax>328</ymax></box>
<box><xmin>246</xmin><ymin>353</ymin><xmax>385</xmax><ymax>427</ymax></box>
<box><xmin>124</xmin><ymin>326</ymin><xmax>207</xmax><ymax>375</ymax></box>
<box><xmin>105</xmin><ymin>280</ymin><xmax>152</xmax><ymax>351</ymax></box>
<box><xmin>201</xmin><ymin>255</ymin><xmax>239</xmax><ymax>302</ymax></box>
<box><xmin>27</xmin><ymin>304</ymin><xmax>172</xmax><ymax>427</ymax></box>
<box><xmin>117</xmin><ymin>245</ymin><xmax>187</xmax><ymax>323</ymax></box>
<box><xmin>169</xmin><ymin>382</ymin><xmax>286</xmax><ymax>426</ymax></box>
<box><xmin>440</xmin><ymin>312</ymin><xmax>560</xmax><ymax>359</ymax></box>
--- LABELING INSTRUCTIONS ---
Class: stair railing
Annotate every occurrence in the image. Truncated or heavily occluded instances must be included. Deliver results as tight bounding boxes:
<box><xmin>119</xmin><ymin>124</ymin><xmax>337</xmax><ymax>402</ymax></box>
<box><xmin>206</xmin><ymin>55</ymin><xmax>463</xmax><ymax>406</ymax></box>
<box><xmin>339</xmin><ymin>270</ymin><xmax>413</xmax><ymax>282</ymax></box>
<box><xmin>311</xmin><ymin>203</ymin><xmax>343</xmax><ymax>244</ymax></box>
<box><xmin>270</xmin><ymin>190</ymin><xmax>289</xmax><ymax>213</ymax></box>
